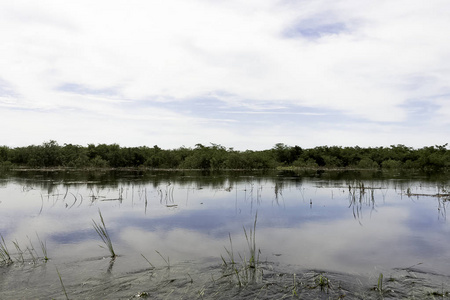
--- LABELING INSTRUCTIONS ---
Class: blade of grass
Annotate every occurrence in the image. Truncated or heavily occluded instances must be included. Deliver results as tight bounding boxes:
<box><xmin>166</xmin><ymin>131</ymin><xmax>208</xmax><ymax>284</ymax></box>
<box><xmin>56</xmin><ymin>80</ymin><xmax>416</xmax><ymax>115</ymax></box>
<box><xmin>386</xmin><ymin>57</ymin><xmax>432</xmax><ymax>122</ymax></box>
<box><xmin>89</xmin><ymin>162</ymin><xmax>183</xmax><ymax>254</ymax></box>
<box><xmin>36</xmin><ymin>233</ymin><xmax>48</xmax><ymax>261</ymax></box>
<box><xmin>155</xmin><ymin>250</ymin><xmax>170</xmax><ymax>268</ymax></box>
<box><xmin>0</xmin><ymin>234</ymin><xmax>13</xmax><ymax>265</ymax></box>
<box><xmin>92</xmin><ymin>209</ymin><xmax>116</xmax><ymax>258</ymax></box>
<box><xmin>12</xmin><ymin>240</ymin><xmax>24</xmax><ymax>264</ymax></box>
<box><xmin>141</xmin><ymin>253</ymin><xmax>155</xmax><ymax>269</ymax></box>
<box><xmin>56</xmin><ymin>267</ymin><xmax>70</xmax><ymax>300</ymax></box>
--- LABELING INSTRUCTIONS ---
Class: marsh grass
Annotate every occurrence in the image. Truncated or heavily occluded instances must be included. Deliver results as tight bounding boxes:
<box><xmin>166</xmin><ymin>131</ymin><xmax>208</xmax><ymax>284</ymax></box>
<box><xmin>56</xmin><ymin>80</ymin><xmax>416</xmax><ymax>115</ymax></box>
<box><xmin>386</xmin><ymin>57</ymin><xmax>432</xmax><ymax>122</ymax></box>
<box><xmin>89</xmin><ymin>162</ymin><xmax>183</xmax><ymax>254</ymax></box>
<box><xmin>12</xmin><ymin>239</ymin><xmax>24</xmax><ymax>264</ymax></box>
<box><xmin>0</xmin><ymin>234</ymin><xmax>13</xmax><ymax>265</ymax></box>
<box><xmin>27</xmin><ymin>235</ymin><xmax>40</xmax><ymax>259</ymax></box>
<box><xmin>36</xmin><ymin>233</ymin><xmax>48</xmax><ymax>261</ymax></box>
<box><xmin>377</xmin><ymin>272</ymin><xmax>383</xmax><ymax>293</ymax></box>
<box><xmin>56</xmin><ymin>267</ymin><xmax>70</xmax><ymax>300</ymax></box>
<box><xmin>155</xmin><ymin>250</ymin><xmax>170</xmax><ymax>268</ymax></box>
<box><xmin>0</xmin><ymin>234</ymin><xmax>50</xmax><ymax>266</ymax></box>
<box><xmin>221</xmin><ymin>213</ymin><xmax>261</xmax><ymax>287</ymax></box>
<box><xmin>27</xmin><ymin>246</ymin><xmax>37</xmax><ymax>264</ymax></box>
<box><xmin>243</xmin><ymin>212</ymin><xmax>259</xmax><ymax>270</ymax></box>
<box><xmin>141</xmin><ymin>253</ymin><xmax>155</xmax><ymax>269</ymax></box>
<box><xmin>314</xmin><ymin>273</ymin><xmax>331</xmax><ymax>292</ymax></box>
<box><xmin>92</xmin><ymin>210</ymin><xmax>116</xmax><ymax>258</ymax></box>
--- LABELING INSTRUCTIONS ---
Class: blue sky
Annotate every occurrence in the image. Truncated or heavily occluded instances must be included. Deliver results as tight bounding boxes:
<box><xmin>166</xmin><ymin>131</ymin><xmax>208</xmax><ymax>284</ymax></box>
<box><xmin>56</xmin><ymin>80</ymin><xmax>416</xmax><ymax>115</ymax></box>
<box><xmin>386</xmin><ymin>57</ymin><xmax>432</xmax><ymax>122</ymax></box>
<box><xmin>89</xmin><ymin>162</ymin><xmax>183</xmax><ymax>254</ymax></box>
<box><xmin>0</xmin><ymin>0</ymin><xmax>449</xmax><ymax>150</ymax></box>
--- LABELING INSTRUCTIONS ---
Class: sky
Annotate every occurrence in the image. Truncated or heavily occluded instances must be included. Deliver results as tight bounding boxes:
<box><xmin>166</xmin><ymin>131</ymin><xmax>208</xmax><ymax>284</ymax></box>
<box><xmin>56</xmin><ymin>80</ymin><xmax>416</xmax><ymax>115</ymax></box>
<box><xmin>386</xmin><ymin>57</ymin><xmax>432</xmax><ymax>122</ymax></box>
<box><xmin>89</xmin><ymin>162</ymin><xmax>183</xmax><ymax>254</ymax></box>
<box><xmin>0</xmin><ymin>0</ymin><xmax>449</xmax><ymax>150</ymax></box>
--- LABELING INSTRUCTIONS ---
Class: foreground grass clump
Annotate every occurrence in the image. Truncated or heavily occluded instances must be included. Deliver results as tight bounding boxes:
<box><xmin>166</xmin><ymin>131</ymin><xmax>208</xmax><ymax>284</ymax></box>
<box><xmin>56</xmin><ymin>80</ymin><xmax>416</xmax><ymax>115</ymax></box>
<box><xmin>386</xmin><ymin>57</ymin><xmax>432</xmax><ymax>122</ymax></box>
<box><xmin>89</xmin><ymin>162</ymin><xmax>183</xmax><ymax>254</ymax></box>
<box><xmin>0</xmin><ymin>233</ymin><xmax>49</xmax><ymax>265</ymax></box>
<box><xmin>221</xmin><ymin>213</ymin><xmax>261</xmax><ymax>287</ymax></box>
<box><xmin>0</xmin><ymin>234</ymin><xmax>13</xmax><ymax>265</ymax></box>
<box><xmin>92</xmin><ymin>210</ymin><xmax>116</xmax><ymax>258</ymax></box>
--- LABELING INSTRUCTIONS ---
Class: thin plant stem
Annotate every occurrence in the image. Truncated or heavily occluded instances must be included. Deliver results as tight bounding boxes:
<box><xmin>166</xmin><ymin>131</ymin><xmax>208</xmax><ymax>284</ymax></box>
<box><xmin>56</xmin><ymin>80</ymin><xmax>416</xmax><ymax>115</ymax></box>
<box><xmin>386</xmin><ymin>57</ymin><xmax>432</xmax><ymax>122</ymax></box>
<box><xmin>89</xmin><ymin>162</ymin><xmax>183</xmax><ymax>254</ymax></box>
<box><xmin>36</xmin><ymin>233</ymin><xmax>48</xmax><ymax>261</ymax></box>
<box><xmin>56</xmin><ymin>267</ymin><xmax>70</xmax><ymax>300</ymax></box>
<box><xmin>141</xmin><ymin>253</ymin><xmax>155</xmax><ymax>268</ymax></box>
<box><xmin>0</xmin><ymin>234</ymin><xmax>13</xmax><ymax>265</ymax></box>
<box><xmin>92</xmin><ymin>209</ymin><xmax>116</xmax><ymax>258</ymax></box>
<box><xmin>12</xmin><ymin>240</ymin><xmax>24</xmax><ymax>264</ymax></box>
<box><xmin>155</xmin><ymin>250</ymin><xmax>170</xmax><ymax>268</ymax></box>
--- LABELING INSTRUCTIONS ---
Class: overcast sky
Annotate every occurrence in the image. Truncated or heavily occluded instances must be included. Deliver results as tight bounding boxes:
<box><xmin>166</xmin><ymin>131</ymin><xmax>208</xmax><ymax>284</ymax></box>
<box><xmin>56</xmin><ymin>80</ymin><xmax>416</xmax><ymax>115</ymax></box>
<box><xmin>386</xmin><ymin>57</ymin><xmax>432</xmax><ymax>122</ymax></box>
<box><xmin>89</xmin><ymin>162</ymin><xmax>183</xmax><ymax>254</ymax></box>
<box><xmin>1</xmin><ymin>0</ymin><xmax>449</xmax><ymax>150</ymax></box>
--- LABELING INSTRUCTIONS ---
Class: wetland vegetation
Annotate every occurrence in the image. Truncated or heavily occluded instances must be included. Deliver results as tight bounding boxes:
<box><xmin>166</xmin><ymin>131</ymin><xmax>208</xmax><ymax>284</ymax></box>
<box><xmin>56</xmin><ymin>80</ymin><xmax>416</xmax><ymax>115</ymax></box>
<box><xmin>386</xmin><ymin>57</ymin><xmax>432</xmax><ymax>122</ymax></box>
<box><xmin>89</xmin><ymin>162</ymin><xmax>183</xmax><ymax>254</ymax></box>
<box><xmin>1</xmin><ymin>146</ymin><xmax>450</xmax><ymax>298</ymax></box>
<box><xmin>0</xmin><ymin>141</ymin><xmax>449</xmax><ymax>171</ymax></box>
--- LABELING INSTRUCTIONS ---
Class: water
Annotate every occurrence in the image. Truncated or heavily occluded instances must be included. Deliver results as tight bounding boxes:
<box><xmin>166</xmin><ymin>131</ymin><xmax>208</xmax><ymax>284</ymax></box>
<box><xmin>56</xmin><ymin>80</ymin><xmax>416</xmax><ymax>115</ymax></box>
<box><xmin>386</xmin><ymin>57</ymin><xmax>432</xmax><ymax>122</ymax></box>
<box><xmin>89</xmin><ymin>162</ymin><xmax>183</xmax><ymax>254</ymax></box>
<box><xmin>0</xmin><ymin>169</ymin><xmax>449</xmax><ymax>299</ymax></box>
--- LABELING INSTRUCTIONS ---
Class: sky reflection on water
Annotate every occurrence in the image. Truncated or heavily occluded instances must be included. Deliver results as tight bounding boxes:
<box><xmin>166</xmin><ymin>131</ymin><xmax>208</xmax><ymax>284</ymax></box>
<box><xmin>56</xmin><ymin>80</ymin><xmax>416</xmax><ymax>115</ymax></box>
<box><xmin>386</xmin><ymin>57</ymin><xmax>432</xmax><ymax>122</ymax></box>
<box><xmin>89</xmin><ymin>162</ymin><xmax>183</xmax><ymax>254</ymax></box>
<box><xmin>0</xmin><ymin>171</ymin><xmax>449</xmax><ymax>278</ymax></box>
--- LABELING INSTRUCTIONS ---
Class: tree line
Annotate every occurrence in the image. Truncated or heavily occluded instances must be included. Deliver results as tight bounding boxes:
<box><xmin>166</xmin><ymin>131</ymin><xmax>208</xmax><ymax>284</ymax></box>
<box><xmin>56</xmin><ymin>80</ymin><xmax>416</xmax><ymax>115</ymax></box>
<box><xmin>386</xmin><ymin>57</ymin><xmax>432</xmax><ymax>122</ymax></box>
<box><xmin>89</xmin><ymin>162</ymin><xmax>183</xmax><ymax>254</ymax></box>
<box><xmin>0</xmin><ymin>141</ymin><xmax>448</xmax><ymax>171</ymax></box>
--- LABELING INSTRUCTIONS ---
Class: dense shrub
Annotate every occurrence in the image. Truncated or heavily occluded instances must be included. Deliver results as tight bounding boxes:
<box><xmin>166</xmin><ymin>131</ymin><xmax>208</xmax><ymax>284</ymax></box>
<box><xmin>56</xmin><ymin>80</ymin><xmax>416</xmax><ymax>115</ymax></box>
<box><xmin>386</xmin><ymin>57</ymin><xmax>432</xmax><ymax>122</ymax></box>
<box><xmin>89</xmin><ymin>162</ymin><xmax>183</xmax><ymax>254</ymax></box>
<box><xmin>1</xmin><ymin>141</ymin><xmax>448</xmax><ymax>171</ymax></box>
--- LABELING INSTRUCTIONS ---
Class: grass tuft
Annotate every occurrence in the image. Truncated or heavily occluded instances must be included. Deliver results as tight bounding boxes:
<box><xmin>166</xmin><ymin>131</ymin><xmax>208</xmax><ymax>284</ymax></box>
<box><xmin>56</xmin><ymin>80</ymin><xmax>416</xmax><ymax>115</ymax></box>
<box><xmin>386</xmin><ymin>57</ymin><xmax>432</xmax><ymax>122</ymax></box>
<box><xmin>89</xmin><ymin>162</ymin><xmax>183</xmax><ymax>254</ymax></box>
<box><xmin>92</xmin><ymin>209</ymin><xmax>116</xmax><ymax>258</ymax></box>
<box><xmin>221</xmin><ymin>213</ymin><xmax>261</xmax><ymax>286</ymax></box>
<box><xmin>377</xmin><ymin>272</ymin><xmax>383</xmax><ymax>293</ymax></box>
<box><xmin>36</xmin><ymin>233</ymin><xmax>49</xmax><ymax>261</ymax></box>
<box><xmin>0</xmin><ymin>234</ymin><xmax>13</xmax><ymax>265</ymax></box>
<box><xmin>12</xmin><ymin>240</ymin><xmax>24</xmax><ymax>264</ymax></box>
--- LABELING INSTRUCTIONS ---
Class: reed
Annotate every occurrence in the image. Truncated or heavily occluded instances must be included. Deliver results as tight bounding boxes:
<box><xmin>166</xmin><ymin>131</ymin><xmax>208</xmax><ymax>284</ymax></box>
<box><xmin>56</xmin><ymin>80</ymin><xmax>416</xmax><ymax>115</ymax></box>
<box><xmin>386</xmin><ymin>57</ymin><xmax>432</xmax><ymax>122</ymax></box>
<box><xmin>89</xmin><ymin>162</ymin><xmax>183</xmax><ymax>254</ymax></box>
<box><xmin>36</xmin><ymin>233</ymin><xmax>48</xmax><ymax>261</ymax></box>
<box><xmin>292</xmin><ymin>273</ymin><xmax>299</xmax><ymax>296</ymax></box>
<box><xmin>243</xmin><ymin>212</ymin><xmax>259</xmax><ymax>269</ymax></box>
<box><xmin>27</xmin><ymin>235</ymin><xmax>40</xmax><ymax>259</ymax></box>
<box><xmin>92</xmin><ymin>209</ymin><xmax>116</xmax><ymax>258</ymax></box>
<box><xmin>315</xmin><ymin>274</ymin><xmax>330</xmax><ymax>291</ymax></box>
<box><xmin>141</xmin><ymin>253</ymin><xmax>155</xmax><ymax>268</ymax></box>
<box><xmin>155</xmin><ymin>250</ymin><xmax>170</xmax><ymax>268</ymax></box>
<box><xmin>221</xmin><ymin>213</ymin><xmax>261</xmax><ymax>286</ymax></box>
<box><xmin>377</xmin><ymin>273</ymin><xmax>383</xmax><ymax>293</ymax></box>
<box><xmin>56</xmin><ymin>267</ymin><xmax>70</xmax><ymax>300</ymax></box>
<box><xmin>27</xmin><ymin>246</ymin><xmax>37</xmax><ymax>264</ymax></box>
<box><xmin>12</xmin><ymin>239</ymin><xmax>24</xmax><ymax>264</ymax></box>
<box><xmin>0</xmin><ymin>234</ymin><xmax>13</xmax><ymax>265</ymax></box>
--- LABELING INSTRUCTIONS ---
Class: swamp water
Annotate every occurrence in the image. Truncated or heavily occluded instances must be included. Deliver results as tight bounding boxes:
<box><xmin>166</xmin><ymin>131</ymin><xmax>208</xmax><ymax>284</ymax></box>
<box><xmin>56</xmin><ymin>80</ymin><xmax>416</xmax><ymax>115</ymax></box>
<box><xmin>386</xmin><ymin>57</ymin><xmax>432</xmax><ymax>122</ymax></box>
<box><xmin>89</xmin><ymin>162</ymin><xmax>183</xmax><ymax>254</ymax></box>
<box><xmin>0</xmin><ymin>170</ymin><xmax>449</xmax><ymax>299</ymax></box>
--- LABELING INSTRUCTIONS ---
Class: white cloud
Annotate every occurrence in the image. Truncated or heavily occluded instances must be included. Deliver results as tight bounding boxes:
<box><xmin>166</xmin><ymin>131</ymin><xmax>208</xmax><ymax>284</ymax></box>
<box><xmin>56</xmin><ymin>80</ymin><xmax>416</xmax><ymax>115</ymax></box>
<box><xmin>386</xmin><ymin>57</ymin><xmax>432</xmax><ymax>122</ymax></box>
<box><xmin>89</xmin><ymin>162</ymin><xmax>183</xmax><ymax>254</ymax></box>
<box><xmin>0</xmin><ymin>0</ymin><xmax>449</xmax><ymax>148</ymax></box>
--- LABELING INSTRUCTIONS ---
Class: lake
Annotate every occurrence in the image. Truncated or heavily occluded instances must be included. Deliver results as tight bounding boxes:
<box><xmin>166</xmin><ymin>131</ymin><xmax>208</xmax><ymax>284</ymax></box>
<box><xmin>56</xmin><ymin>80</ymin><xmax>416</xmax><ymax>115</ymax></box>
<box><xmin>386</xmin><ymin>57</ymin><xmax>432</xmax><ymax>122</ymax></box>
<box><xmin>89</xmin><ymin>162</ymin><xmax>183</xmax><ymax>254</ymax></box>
<box><xmin>0</xmin><ymin>169</ymin><xmax>449</xmax><ymax>299</ymax></box>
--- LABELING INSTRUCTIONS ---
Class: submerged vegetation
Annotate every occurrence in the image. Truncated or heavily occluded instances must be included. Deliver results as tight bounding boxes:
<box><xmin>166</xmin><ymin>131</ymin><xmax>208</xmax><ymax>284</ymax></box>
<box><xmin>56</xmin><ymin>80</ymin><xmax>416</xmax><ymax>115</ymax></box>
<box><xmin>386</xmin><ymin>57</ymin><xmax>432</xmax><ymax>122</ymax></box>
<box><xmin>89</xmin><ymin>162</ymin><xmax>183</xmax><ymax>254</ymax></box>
<box><xmin>0</xmin><ymin>140</ymin><xmax>449</xmax><ymax>171</ymax></box>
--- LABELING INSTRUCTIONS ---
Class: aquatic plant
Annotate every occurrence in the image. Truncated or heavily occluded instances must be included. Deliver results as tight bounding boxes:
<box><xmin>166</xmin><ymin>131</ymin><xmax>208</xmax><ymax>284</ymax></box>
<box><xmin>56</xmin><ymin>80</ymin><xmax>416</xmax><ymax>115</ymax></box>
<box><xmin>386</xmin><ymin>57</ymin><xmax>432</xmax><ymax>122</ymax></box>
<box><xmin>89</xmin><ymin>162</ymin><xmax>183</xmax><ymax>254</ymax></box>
<box><xmin>313</xmin><ymin>273</ymin><xmax>331</xmax><ymax>292</ymax></box>
<box><xmin>56</xmin><ymin>267</ymin><xmax>70</xmax><ymax>300</ymax></box>
<box><xmin>141</xmin><ymin>253</ymin><xmax>155</xmax><ymax>269</ymax></box>
<box><xmin>221</xmin><ymin>213</ymin><xmax>261</xmax><ymax>286</ymax></box>
<box><xmin>221</xmin><ymin>233</ymin><xmax>236</xmax><ymax>266</ymax></box>
<box><xmin>12</xmin><ymin>240</ymin><xmax>24</xmax><ymax>264</ymax></box>
<box><xmin>0</xmin><ymin>234</ymin><xmax>13</xmax><ymax>265</ymax></box>
<box><xmin>27</xmin><ymin>246</ymin><xmax>37</xmax><ymax>264</ymax></box>
<box><xmin>377</xmin><ymin>273</ymin><xmax>383</xmax><ymax>293</ymax></box>
<box><xmin>291</xmin><ymin>273</ymin><xmax>299</xmax><ymax>296</ymax></box>
<box><xmin>36</xmin><ymin>233</ymin><xmax>48</xmax><ymax>261</ymax></box>
<box><xmin>92</xmin><ymin>209</ymin><xmax>116</xmax><ymax>258</ymax></box>
<box><xmin>155</xmin><ymin>250</ymin><xmax>170</xmax><ymax>268</ymax></box>
<box><xmin>244</xmin><ymin>212</ymin><xmax>259</xmax><ymax>270</ymax></box>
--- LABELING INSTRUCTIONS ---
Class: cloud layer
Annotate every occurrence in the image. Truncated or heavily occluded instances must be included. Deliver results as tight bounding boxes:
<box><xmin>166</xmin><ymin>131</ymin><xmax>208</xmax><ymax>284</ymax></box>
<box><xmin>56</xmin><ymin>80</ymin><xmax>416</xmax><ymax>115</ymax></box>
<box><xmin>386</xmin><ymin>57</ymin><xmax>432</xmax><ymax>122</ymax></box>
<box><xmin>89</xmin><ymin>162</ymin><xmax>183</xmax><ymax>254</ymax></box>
<box><xmin>1</xmin><ymin>0</ymin><xmax>449</xmax><ymax>149</ymax></box>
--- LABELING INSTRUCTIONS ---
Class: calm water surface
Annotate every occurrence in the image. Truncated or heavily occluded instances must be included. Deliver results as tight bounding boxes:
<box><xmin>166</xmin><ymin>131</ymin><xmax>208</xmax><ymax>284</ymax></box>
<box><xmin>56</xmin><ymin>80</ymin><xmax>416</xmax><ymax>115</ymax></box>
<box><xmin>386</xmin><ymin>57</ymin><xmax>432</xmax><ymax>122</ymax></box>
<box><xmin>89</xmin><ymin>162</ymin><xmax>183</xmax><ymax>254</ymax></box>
<box><xmin>0</xmin><ymin>170</ymin><xmax>449</xmax><ymax>299</ymax></box>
